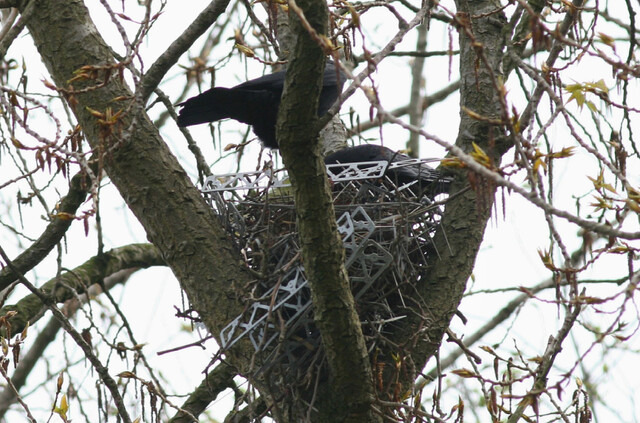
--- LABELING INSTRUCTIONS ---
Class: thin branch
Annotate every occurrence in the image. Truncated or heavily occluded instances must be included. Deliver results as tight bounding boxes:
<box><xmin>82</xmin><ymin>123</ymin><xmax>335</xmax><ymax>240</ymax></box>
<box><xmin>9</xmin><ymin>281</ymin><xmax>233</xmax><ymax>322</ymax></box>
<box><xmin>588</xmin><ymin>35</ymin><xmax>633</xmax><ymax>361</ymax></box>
<box><xmin>348</xmin><ymin>79</ymin><xmax>460</xmax><ymax>136</ymax></box>
<box><xmin>0</xmin><ymin>365</ymin><xmax>36</xmax><ymax>423</ymax></box>
<box><xmin>0</xmin><ymin>244</ymin><xmax>165</xmax><ymax>335</ymax></box>
<box><xmin>387</xmin><ymin>49</ymin><xmax>459</xmax><ymax>58</ymax></box>
<box><xmin>151</xmin><ymin>7</ymin><xmax>236</xmax><ymax>129</ymax></box>
<box><xmin>378</xmin><ymin>110</ymin><xmax>640</xmax><ymax>240</ymax></box>
<box><xmin>421</xmin><ymin>266</ymin><xmax>582</xmax><ymax>382</ymax></box>
<box><xmin>407</xmin><ymin>19</ymin><xmax>429</xmax><ymax>156</ymax></box>
<box><xmin>0</xmin><ymin>245</ymin><xmax>134</xmax><ymax>423</ymax></box>
<box><xmin>139</xmin><ymin>0</ymin><xmax>231</xmax><ymax>103</ymax></box>
<box><xmin>99</xmin><ymin>270</ymin><xmax>169</xmax><ymax>397</ymax></box>
<box><xmin>0</xmin><ymin>269</ymin><xmax>137</xmax><ymax>419</ymax></box>
<box><xmin>152</xmin><ymin>88</ymin><xmax>212</xmax><ymax>181</ymax></box>
<box><xmin>0</xmin><ymin>0</ymin><xmax>35</xmax><ymax>59</ymax></box>
<box><xmin>317</xmin><ymin>0</ymin><xmax>436</xmax><ymax>131</ymax></box>
<box><xmin>168</xmin><ymin>362</ymin><xmax>237</xmax><ymax>423</ymax></box>
<box><xmin>0</xmin><ymin>170</ymin><xmax>90</xmax><ymax>291</ymax></box>
<box><xmin>517</xmin><ymin>0</ymin><xmax>587</xmax><ymax>133</ymax></box>
<box><xmin>0</xmin><ymin>314</ymin><xmax>61</xmax><ymax>418</ymax></box>
<box><xmin>505</xmin><ymin>303</ymin><xmax>581</xmax><ymax>423</ymax></box>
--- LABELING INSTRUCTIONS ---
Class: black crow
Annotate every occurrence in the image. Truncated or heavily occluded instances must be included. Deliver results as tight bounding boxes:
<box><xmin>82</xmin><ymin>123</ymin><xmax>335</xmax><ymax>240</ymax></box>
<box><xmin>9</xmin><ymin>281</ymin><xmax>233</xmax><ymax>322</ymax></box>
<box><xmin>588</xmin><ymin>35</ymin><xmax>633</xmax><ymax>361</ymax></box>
<box><xmin>177</xmin><ymin>62</ymin><xmax>345</xmax><ymax>149</ymax></box>
<box><xmin>324</xmin><ymin>144</ymin><xmax>451</xmax><ymax>195</ymax></box>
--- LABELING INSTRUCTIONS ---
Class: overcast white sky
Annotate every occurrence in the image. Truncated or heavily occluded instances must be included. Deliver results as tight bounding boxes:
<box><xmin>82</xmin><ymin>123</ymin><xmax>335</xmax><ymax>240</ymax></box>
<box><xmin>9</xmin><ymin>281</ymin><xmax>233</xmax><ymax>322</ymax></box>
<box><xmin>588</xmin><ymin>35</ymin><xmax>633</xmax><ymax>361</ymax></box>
<box><xmin>1</xmin><ymin>0</ymin><xmax>639</xmax><ymax>421</ymax></box>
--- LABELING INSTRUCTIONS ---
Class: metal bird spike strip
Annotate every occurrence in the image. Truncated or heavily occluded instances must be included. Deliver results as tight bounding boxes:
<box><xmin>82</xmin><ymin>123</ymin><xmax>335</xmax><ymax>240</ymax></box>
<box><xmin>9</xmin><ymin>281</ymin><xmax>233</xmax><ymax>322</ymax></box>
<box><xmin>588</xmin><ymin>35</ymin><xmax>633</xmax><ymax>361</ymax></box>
<box><xmin>201</xmin><ymin>158</ymin><xmax>447</xmax><ymax>365</ymax></box>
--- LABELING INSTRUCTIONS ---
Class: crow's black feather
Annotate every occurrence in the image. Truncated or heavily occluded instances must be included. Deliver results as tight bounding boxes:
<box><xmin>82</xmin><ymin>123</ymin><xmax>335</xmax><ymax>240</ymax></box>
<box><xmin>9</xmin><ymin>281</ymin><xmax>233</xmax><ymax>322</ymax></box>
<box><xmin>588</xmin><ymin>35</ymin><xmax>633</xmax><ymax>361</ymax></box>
<box><xmin>177</xmin><ymin>62</ymin><xmax>345</xmax><ymax>149</ymax></box>
<box><xmin>324</xmin><ymin>144</ymin><xmax>451</xmax><ymax>195</ymax></box>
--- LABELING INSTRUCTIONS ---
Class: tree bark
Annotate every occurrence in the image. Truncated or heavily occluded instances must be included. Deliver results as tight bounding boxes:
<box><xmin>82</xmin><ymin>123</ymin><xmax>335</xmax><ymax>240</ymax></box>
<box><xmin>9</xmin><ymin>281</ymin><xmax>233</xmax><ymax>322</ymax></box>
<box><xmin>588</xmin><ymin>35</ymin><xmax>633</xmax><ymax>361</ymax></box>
<box><xmin>276</xmin><ymin>0</ymin><xmax>379</xmax><ymax>421</ymax></box>
<box><xmin>12</xmin><ymin>0</ymin><xmax>512</xmax><ymax>421</ymax></box>
<box><xmin>1</xmin><ymin>244</ymin><xmax>164</xmax><ymax>334</ymax></box>
<box><xmin>0</xmin><ymin>170</ymin><xmax>88</xmax><ymax>291</ymax></box>
<box><xmin>16</xmin><ymin>0</ymin><xmax>256</xmax><ymax>373</ymax></box>
<box><xmin>392</xmin><ymin>0</ymin><xmax>510</xmax><ymax>386</ymax></box>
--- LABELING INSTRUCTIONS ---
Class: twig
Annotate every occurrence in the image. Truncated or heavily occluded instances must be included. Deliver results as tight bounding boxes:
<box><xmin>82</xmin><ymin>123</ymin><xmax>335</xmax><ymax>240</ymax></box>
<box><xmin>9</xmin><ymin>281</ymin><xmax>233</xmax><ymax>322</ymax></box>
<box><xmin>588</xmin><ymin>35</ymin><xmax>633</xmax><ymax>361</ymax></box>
<box><xmin>0</xmin><ymin>245</ymin><xmax>133</xmax><ymax>423</ymax></box>
<box><xmin>348</xmin><ymin>80</ymin><xmax>460</xmax><ymax>136</ymax></box>
<box><xmin>156</xmin><ymin>334</ymin><xmax>213</xmax><ymax>356</ymax></box>
<box><xmin>0</xmin><ymin>364</ymin><xmax>36</xmax><ymax>423</ymax></box>
<box><xmin>0</xmin><ymin>0</ymin><xmax>36</xmax><ymax>59</ymax></box>
<box><xmin>387</xmin><ymin>49</ymin><xmax>459</xmax><ymax>57</ymax></box>
<box><xmin>505</xmin><ymin>301</ymin><xmax>581</xmax><ymax>423</ymax></box>
<box><xmin>377</xmin><ymin>110</ymin><xmax>640</xmax><ymax>240</ymax></box>
<box><xmin>0</xmin><ymin>269</ymin><xmax>137</xmax><ymax>419</ymax></box>
<box><xmin>0</xmin><ymin>315</ymin><xmax>61</xmax><ymax>419</ymax></box>
<box><xmin>0</xmin><ymin>244</ymin><xmax>165</xmax><ymax>334</ymax></box>
<box><xmin>317</xmin><ymin>0</ymin><xmax>433</xmax><ymax>130</ymax></box>
<box><xmin>0</xmin><ymin>169</ymin><xmax>91</xmax><ymax>291</ymax></box>
<box><xmin>168</xmin><ymin>362</ymin><xmax>237</xmax><ymax>423</ymax></box>
<box><xmin>139</xmin><ymin>0</ymin><xmax>231</xmax><ymax>102</ymax></box>
<box><xmin>444</xmin><ymin>329</ymin><xmax>482</xmax><ymax>364</ymax></box>
<box><xmin>517</xmin><ymin>0</ymin><xmax>587</xmax><ymax>133</ymax></box>
<box><xmin>153</xmin><ymin>88</ymin><xmax>212</xmax><ymax>181</ymax></box>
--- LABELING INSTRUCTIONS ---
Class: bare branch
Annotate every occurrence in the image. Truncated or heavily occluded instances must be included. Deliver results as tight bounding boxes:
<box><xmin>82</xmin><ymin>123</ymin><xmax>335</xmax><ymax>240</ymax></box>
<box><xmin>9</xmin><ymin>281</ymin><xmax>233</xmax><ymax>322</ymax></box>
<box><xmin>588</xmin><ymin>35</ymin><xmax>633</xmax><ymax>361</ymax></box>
<box><xmin>0</xmin><ymin>243</ymin><xmax>165</xmax><ymax>335</ymax></box>
<box><xmin>421</xmin><ymin>237</ymin><xmax>594</xmax><ymax>384</ymax></box>
<box><xmin>319</xmin><ymin>0</ymin><xmax>434</xmax><ymax>128</ymax></box>
<box><xmin>348</xmin><ymin>79</ymin><xmax>460</xmax><ymax>136</ymax></box>
<box><xmin>140</xmin><ymin>0</ymin><xmax>231</xmax><ymax>103</ymax></box>
<box><xmin>0</xmin><ymin>245</ymin><xmax>134</xmax><ymax>423</ymax></box>
<box><xmin>152</xmin><ymin>88</ymin><xmax>212</xmax><ymax>181</ymax></box>
<box><xmin>376</xmin><ymin>110</ymin><xmax>640</xmax><ymax>240</ymax></box>
<box><xmin>517</xmin><ymin>0</ymin><xmax>587</xmax><ymax>133</ymax></box>
<box><xmin>0</xmin><ymin>365</ymin><xmax>36</xmax><ymax>422</ymax></box>
<box><xmin>387</xmin><ymin>49</ymin><xmax>459</xmax><ymax>58</ymax></box>
<box><xmin>168</xmin><ymin>362</ymin><xmax>237</xmax><ymax>423</ymax></box>
<box><xmin>0</xmin><ymin>269</ymin><xmax>137</xmax><ymax>418</ymax></box>
<box><xmin>407</xmin><ymin>19</ymin><xmax>428</xmax><ymax>156</ymax></box>
<box><xmin>0</xmin><ymin>0</ymin><xmax>35</xmax><ymax>59</ymax></box>
<box><xmin>0</xmin><ymin>170</ymin><xmax>90</xmax><ymax>292</ymax></box>
<box><xmin>505</xmin><ymin>303</ymin><xmax>581</xmax><ymax>423</ymax></box>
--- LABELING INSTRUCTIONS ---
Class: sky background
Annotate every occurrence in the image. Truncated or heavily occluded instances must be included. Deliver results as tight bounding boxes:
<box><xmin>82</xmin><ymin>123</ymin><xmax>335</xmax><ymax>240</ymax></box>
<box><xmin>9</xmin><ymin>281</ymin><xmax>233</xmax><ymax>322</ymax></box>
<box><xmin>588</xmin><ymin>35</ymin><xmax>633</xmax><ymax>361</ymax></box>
<box><xmin>1</xmin><ymin>0</ymin><xmax>639</xmax><ymax>421</ymax></box>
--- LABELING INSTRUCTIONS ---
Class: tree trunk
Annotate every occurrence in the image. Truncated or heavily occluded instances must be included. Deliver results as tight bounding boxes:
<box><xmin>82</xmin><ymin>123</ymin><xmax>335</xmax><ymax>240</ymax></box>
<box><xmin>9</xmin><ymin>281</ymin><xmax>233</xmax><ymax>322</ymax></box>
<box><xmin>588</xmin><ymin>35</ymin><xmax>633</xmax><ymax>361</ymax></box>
<box><xmin>16</xmin><ymin>0</ymin><xmax>513</xmax><ymax>420</ymax></box>
<box><xmin>275</xmin><ymin>0</ymin><xmax>379</xmax><ymax>420</ymax></box>
<box><xmin>17</xmin><ymin>0</ymin><xmax>257</xmax><ymax>373</ymax></box>
<box><xmin>385</xmin><ymin>0</ymin><xmax>510</xmax><ymax>391</ymax></box>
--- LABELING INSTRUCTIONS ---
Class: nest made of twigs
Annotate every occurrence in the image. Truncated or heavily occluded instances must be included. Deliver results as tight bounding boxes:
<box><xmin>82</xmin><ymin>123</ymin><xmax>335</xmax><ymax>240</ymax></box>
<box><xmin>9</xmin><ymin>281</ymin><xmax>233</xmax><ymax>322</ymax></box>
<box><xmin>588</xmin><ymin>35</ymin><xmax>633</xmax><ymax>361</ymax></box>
<box><xmin>203</xmin><ymin>168</ymin><xmax>448</xmax><ymax>387</ymax></box>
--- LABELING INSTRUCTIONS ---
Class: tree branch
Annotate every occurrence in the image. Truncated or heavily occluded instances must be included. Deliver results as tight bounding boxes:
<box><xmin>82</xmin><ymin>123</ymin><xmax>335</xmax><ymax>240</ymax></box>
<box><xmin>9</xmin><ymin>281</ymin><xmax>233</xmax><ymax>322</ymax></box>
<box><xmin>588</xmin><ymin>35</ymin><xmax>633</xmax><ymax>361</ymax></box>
<box><xmin>0</xmin><ymin>170</ymin><xmax>90</xmax><ymax>292</ymax></box>
<box><xmin>377</xmin><ymin>107</ymin><xmax>640</xmax><ymax>240</ymax></box>
<box><xmin>1</xmin><ymin>243</ymin><xmax>165</xmax><ymax>335</ymax></box>
<box><xmin>277</xmin><ymin>0</ymin><xmax>378</xmax><ymax>420</ymax></box>
<box><xmin>139</xmin><ymin>0</ymin><xmax>231</xmax><ymax>103</ymax></box>
<box><xmin>407</xmin><ymin>19</ymin><xmax>429</xmax><ymax>156</ymax></box>
<box><xmin>398</xmin><ymin>0</ymin><xmax>509</xmax><ymax>388</ymax></box>
<box><xmin>168</xmin><ymin>362</ymin><xmax>237</xmax><ymax>423</ymax></box>
<box><xmin>348</xmin><ymin>80</ymin><xmax>460</xmax><ymax>136</ymax></box>
<box><xmin>506</xmin><ymin>303</ymin><xmax>581</xmax><ymax>423</ymax></box>
<box><xmin>517</xmin><ymin>0</ymin><xmax>587</xmax><ymax>133</ymax></box>
<box><xmin>0</xmin><ymin>268</ymin><xmax>137</xmax><ymax>418</ymax></box>
<box><xmin>422</xmin><ymin>237</ymin><xmax>592</xmax><ymax>384</ymax></box>
<box><xmin>18</xmin><ymin>0</ymin><xmax>255</xmax><ymax>372</ymax></box>
<box><xmin>0</xmin><ymin>0</ymin><xmax>35</xmax><ymax>59</ymax></box>
<box><xmin>0</xmin><ymin>245</ymin><xmax>134</xmax><ymax>423</ymax></box>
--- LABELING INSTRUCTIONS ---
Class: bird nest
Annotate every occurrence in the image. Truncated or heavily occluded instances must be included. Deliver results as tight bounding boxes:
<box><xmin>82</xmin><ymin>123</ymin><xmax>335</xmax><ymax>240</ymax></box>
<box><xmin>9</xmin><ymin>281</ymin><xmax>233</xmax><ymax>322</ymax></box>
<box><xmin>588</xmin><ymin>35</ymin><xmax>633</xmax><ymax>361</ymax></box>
<box><xmin>202</xmin><ymin>159</ymin><xmax>448</xmax><ymax>381</ymax></box>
